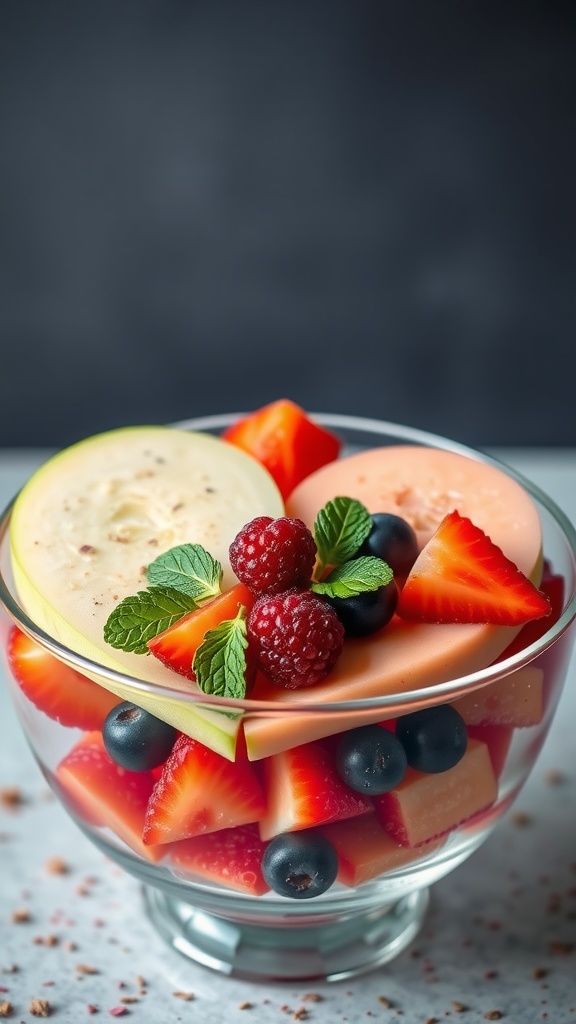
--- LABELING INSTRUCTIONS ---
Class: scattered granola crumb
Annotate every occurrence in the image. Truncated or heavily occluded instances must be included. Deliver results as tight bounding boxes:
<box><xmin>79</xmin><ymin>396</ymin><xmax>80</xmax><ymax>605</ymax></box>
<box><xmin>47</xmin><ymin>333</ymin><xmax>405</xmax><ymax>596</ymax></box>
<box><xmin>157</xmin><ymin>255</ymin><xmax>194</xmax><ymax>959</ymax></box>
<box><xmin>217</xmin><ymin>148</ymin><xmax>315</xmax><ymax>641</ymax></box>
<box><xmin>292</xmin><ymin>1010</ymin><xmax>309</xmax><ymax>1021</ymax></box>
<box><xmin>11</xmin><ymin>907</ymin><xmax>31</xmax><ymax>923</ymax></box>
<box><xmin>33</xmin><ymin>935</ymin><xmax>59</xmax><ymax>947</ymax></box>
<box><xmin>484</xmin><ymin>1013</ymin><xmax>504</xmax><ymax>1021</ymax></box>
<box><xmin>0</xmin><ymin>788</ymin><xmax>24</xmax><ymax>809</ymax></box>
<box><xmin>238</xmin><ymin>1003</ymin><xmax>253</xmax><ymax>1010</ymax></box>
<box><xmin>119</xmin><ymin>998</ymin><xmax>139</xmax><ymax>1006</ymax></box>
<box><xmin>135</xmin><ymin>976</ymin><xmax>146</xmax><ymax>990</ymax></box>
<box><xmin>425</xmin><ymin>1018</ymin><xmax>438</xmax><ymax>1024</ymax></box>
<box><xmin>302</xmin><ymin>993</ymin><xmax>322</xmax><ymax>1003</ymax></box>
<box><xmin>172</xmin><ymin>991</ymin><xmax>194</xmax><ymax>1001</ymax></box>
<box><xmin>511</xmin><ymin>812</ymin><xmax>532</xmax><ymax>828</ymax></box>
<box><xmin>451</xmin><ymin>1003</ymin><xmax>468</xmax><ymax>1013</ymax></box>
<box><xmin>548</xmin><ymin>940</ymin><xmax>575</xmax><ymax>955</ymax></box>
<box><xmin>532</xmin><ymin>967</ymin><xmax>548</xmax><ymax>979</ymax></box>
<box><xmin>76</xmin><ymin>965</ymin><xmax>99</xmax><ymax>975</ymax></box>
<box><xmin>63</xmin><ymin>941</ymin><xmax>77</xmax><ymax>952</ymax></box>
<box><xmin>30</xmin><ymin>998</ymin><xmax>51</xmax><ymax>1017</ymax></box>
<box><xmin>108</xmin><ymin>1010</ymin><xmax>128</xmax><ymax>1018</ymax></box>
<box><xmin>45</xmin><ymin>857</ymin><xmax>70</xmax><ymax>875</ymax></box>
<box><xmin>87</xmin><ymin>1005</ymin><xmax>98</xmax><ymax>1015</ymax></box>
<box><xmin>0</xmin><ymin>1002</ymin><xmax>12</xmax><ymax>1018</ymax></box>
<box><xmin>544</xmin><ymin>769</ymin><xmax>566</xmax><ymax>786</ymax></box>
<box><xmin>378</xmin><ymin>996</ymin><xmax>394</xmax><ymax>1008</ymax></box>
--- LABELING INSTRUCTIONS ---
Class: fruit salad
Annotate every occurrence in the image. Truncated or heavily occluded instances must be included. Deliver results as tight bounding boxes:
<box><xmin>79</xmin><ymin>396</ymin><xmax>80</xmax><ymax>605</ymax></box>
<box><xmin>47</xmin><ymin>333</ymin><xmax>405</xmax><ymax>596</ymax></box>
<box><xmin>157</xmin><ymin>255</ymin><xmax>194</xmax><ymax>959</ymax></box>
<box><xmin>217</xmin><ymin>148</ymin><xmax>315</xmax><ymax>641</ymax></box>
<box><xmin>2</xmin><ymin>400</ymin><xmax>568</xmax><ymax>903</ymax></box>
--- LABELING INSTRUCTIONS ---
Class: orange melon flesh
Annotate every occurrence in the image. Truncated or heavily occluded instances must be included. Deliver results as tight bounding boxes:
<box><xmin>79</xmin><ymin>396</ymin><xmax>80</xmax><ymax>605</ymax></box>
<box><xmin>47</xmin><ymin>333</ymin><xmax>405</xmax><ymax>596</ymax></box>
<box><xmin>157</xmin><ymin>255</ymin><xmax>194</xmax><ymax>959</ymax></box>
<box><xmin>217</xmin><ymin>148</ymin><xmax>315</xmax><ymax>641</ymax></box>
<box><xmin>373</xmin><ymin>739</ymin><xmax>498</xmax><ymax>847</ymax></box>
<box><xmin>320</xmin><ymin>815</ymin><xmax>443</xmax><ymax>887</ymax></box>
<box><xmin>451</xmin><ymin>665</ymin><xmax>544</xmax><ymax>727</ymax></box>
<box><xmin>244</xmin><ymin>446</ymin><xmax>543</xmax><ymax>761</ymax></box>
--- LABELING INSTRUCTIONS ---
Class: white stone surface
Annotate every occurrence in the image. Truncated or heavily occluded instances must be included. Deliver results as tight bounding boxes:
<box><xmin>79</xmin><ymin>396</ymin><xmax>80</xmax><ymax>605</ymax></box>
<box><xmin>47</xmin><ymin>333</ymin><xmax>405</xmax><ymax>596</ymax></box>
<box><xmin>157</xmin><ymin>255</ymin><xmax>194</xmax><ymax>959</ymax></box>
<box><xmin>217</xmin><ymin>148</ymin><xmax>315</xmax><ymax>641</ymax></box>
<box><xmin>0</xmin><ymin>449</ymin><xmax>575</xmax><ymax>1022</ymax></box>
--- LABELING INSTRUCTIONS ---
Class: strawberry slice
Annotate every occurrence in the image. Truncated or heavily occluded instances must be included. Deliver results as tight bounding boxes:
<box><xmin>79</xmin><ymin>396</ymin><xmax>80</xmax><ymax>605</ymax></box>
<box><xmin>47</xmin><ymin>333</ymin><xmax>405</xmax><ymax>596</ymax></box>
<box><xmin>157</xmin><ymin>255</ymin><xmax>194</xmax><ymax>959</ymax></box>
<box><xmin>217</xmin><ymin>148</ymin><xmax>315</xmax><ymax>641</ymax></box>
<box><xmin>396</xmin><ymin>510</ymin><xmax>551</xmax><ymax>625</ymax></box>
<box><xmin>147</xmin><ymin>582</ymin><xmax>254</xmax><ymax>679</ymax></box>
<box><xmin>259</xmin><ymin>740</ymin><xmax>373</xmax><ymax>841</ymax></box>
<box><xmin>222</xmin><ymin>399</ymin><xmax>342</xmax><ymax>500</ymax></box>
<box><xmin>7</xmin><ymin>626</ymin><xmax>119</xmax><ymax>730</ymax></box>
<box><xmin>142</xmin><ymin>733</ymin><xmax>266</xmax><ymax>846</ymax></box>
<box><xmin>54</xmin><ymin>731</ymin><xmax>165</xmax><ymax>862</ymax></box>
<box><xmin>170</xmin><ymin>823</ymin><xmax>271</xmax><ymax>895</ymax></box>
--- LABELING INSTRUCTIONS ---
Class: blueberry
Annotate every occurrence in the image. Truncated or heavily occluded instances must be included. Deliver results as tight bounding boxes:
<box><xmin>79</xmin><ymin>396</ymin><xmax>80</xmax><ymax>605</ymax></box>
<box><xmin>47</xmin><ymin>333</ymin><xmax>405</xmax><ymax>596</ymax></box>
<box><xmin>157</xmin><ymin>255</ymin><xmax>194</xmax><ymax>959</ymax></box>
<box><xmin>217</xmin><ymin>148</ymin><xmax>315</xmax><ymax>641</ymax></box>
<box><xmin>357</xmin><ymin>513</ymin><xmax>419</xmax><ymax>578</ymax></box>
<box><xmin>261</xmin><ymin>831</ymin><xmax>338</xmax><ymax>899</ymax></box>
<box><xmin>326</xmin><ymin>579</ymin><xmax>398</xmax><ymax>637</ymax></box>
<box><xmin>102</xmin><ymin>701</ymin><xmax>176</xmax><ymax>771</ymax></box>
<box><xmin>336</xmin><ymin>724</ymin><xmax>407</xmax><ymax>793</ymax></box>
<box><xmin>396</xmin><ymin>704</ymin><xmax>467</xmax><ymax>774</ymax></box>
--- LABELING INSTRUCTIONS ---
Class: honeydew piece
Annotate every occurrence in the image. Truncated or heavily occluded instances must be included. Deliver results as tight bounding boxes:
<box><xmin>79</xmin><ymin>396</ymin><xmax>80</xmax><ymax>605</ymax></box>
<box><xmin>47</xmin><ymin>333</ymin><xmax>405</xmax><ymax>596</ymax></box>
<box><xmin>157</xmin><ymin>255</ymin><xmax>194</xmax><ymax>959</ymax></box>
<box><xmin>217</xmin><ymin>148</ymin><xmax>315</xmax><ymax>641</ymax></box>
<box><xmin>10</xmin><ymin>426</ymin><xmax>283</xmax><ymax>758</ymax></box>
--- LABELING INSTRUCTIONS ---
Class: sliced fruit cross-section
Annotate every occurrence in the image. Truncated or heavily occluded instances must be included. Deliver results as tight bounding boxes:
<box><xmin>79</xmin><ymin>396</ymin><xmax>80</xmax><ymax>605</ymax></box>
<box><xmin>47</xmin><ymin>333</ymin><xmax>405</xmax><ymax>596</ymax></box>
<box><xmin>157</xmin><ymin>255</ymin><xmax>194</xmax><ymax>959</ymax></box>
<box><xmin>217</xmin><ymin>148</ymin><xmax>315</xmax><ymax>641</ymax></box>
<box><xmin>7</xmin><ymin>627</ymin><xmax>119</xmax><ymax>730</ymax></box>
<box><xmin>143</xmin><ymin>733</ymin><xmax>266</xmax><ymax>846</ymax></box>
<box><xmin>259</xmin><ymin>740</ymin><xmax>373</xmax><ymax>841</ymax></box>
<box><xmin>54</xmin><ymin>731</ymin><xmax>164</xmax><ymax>862</ymax></box>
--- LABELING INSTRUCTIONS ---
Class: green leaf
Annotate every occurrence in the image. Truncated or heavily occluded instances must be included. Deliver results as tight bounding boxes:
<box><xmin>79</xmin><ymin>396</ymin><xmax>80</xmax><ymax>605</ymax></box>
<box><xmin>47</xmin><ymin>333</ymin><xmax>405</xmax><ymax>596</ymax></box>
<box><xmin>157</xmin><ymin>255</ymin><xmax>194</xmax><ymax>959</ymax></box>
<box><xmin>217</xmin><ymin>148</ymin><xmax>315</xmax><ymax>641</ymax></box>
<box><xmin>313</xmin><ymin>496</ymin><xmax>373</xmax><ymax>575</ymax></box>
<box><xmin>146</xmin><ymin>543</ymin><xmax>222</xmax><ymax>602</ymax></box>
<box><xmin>192</xmin><ymin>609</ymin><xmax>248</xmax><ymax>700</ymax></box>
<box><xmin>312</xmin><ymin>556</ymin><xmax>394</xmax><ymax>599</ymax></box>
<box><xmin>103</xmin><ymin>586</ymin><xmax>198</xmax><ymax>654</ymax></box>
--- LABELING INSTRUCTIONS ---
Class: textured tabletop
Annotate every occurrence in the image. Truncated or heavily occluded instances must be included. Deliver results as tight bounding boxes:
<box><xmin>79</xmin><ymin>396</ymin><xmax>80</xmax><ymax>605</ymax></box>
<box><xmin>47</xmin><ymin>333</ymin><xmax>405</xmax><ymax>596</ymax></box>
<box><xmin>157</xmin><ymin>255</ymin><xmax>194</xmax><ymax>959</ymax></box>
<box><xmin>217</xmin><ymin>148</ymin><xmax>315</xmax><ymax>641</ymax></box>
<box><xmin>0</xmin><ymin>449</ymin><xmax>575</xmax><ymax>1023</ymax></box>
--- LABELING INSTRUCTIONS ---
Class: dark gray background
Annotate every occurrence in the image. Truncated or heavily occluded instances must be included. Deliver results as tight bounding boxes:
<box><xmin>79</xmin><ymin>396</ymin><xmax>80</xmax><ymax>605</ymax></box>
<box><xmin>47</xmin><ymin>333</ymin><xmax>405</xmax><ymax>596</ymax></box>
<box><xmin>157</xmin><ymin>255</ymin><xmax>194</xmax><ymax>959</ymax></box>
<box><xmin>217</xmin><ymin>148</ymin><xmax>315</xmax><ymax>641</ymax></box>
<box><xmin>1</xmin><ymin>1</ymin><xmax>574</xmax><ymax>449</ymax></box>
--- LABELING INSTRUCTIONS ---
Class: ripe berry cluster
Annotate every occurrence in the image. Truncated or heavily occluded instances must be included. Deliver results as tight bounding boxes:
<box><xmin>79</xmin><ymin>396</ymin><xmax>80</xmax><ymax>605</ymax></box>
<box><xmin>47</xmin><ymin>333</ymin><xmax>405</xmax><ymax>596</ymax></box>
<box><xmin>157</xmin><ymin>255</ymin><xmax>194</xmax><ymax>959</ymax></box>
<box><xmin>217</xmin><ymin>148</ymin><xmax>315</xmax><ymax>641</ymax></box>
<box><xmin>230</xmin><ymin>516</ymin><xmax>344</xmax><ymax>689</ymax></box>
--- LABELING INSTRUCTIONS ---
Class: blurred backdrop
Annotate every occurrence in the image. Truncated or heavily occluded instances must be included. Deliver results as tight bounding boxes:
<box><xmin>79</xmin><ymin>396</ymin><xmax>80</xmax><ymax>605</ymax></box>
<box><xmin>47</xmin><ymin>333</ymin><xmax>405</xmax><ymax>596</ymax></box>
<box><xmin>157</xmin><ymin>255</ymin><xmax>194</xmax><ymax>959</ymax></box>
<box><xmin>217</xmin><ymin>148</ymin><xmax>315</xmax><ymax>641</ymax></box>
<box><xmin>1</xmin><ymin>1</ymin><xmax>574</xmax><ymax>448</ymax></box>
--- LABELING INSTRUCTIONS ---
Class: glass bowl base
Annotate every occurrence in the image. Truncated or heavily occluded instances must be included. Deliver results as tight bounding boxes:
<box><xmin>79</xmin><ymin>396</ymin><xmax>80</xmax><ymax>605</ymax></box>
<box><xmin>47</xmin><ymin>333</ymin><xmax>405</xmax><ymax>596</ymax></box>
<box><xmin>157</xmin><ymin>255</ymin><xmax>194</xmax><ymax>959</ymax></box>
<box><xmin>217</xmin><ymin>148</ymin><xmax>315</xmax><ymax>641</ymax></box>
<box><xmin>142</xmin><ymin>886</ymin><xmax>430</xmax><ymax>982</ymax></box>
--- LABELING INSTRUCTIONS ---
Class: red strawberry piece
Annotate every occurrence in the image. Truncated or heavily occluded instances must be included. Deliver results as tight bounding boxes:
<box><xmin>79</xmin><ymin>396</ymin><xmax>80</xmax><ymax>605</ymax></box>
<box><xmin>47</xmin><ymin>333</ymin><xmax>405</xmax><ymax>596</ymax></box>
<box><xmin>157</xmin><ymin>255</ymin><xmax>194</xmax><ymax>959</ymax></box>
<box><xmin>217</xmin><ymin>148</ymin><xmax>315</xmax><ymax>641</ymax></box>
<box><xmin>247</xmin><ymin>589</ymin><xmax>345</xmax><ymax>688</ymax></box>
<box><xmin>229</xmin><ymin>515</ymin><xmax>317</xmax><ymax>595</ymax></box>
<box><xmin>7</xmin><ymin>626</ymin><xmax>119</xmax><ymax>730</ymax></box>
<box><xmin>170</xmin><ymin>822</ymin><xmax>270</xmax><ymax>895</ymax></box>
<box><xmin>495</xmin><ymin>571</ymin><xmax>565</xmax><ymax>659</ymax></box>
<box><xmin>147</xmin><ymin>582</ymin><xmax>254</xmax><ymax>679</ymax></box>
<box><xmin>222</xmin><ymin>399</ymin><xmax>342</xmax><ymax>500</ymax></box>
<box><xmin>259</xmin><ymin>740</ymin><xmax>372</xmax><ymax>841</ymax></box>
<box><xmin>54</xmin><ymin>731</ymin><xmax>164</xmax><ymax>861</ymax></box>
<box><xmin>396</xmin><ymin>510</ymin><xmax>551</xmax><ymax>626</ymax></box>
<box><xmin>142</xmin><ymin>733</ymin><xmax>266</xmax><ymax>846</ymax></box>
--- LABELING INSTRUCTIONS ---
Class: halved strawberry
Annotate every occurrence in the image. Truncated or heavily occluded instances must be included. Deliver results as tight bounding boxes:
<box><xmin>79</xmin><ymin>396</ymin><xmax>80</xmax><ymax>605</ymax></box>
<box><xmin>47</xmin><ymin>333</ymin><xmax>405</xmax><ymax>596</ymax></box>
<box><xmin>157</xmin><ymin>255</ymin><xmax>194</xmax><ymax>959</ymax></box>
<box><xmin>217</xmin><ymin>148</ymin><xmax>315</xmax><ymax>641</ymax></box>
<box><xmin>170</xmin><ymin>823</ymin><xmax>270</xmax><ymax>895</ymax></box>
<box><xmin>142</xmin><ymin>733</ymin><xmax>266</xmax><ymax>846</ymax></box>
<box><xmin>7</xmin><ymin>626</ymin><xmax>119</xmax><ymax>730</ymax></box>
<box><xmin>147</xmin><ymin>582</ymin><xmax>254</xmax><ymax>679</ymax></box>
<box><xmin>396</xmin><ymin>510</ymin><xmax>551</xmax><ymax>625</ymax></box>
<box><xmin>495</xmin><ymin>570</ymin><xmax>564</xmax><ymax>659</ymax></box>
<box><xmin>54</xmin><ymin>731</ymin><xmax>164</xmax><ymax>862</ymax></box>
<box><xmin>222</xmin><ymin>399</ymin><xmax>342</xmax><ymax>500</ymax></box>
<box><xmin>258</xmin><ymin>740</ymin><xmax>372</xmax><ymax>841</ymax></box>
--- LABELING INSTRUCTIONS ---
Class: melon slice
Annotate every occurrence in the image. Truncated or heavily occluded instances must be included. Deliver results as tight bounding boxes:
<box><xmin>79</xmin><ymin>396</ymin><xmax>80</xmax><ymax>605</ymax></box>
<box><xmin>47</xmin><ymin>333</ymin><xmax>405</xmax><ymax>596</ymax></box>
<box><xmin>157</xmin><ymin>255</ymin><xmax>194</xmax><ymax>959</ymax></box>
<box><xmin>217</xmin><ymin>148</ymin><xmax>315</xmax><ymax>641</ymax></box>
<box><xmin>373</xmin><ymin>738</ymin><xmax>498</xmax><ymax>847</ymax></box>
<box><xmin>244</xmin><ymin>445</ymin><xmax>544</xmax><ymax>760</ymax></box>
<box><xmin>10</xmin><ymin>426</ymin><xmax>283</xmax><ymax>758</ymax></box>
<box><xmin>320</xmin><ymin>814</ymin><xmax>443</xmax><ymax>887</ymax></box>
<box><xmin>451</xmin><ymin>666</ymin><xmax>544</xmax><ymax>727</ymax></box>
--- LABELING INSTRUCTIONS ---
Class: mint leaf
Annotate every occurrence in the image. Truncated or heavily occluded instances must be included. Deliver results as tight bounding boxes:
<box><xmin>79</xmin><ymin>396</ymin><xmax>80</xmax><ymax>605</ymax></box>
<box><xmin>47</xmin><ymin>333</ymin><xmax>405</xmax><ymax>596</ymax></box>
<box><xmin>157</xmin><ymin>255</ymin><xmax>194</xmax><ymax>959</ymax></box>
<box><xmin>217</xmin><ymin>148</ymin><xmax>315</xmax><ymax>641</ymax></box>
<box><xmin>312</xmin><ymin>556</ymin><xmax>394</xmax><ymax>599</ymax></box>
<box><xmin>103</xmin><ymin>586</ymin><xmax>197</xmax><ymax>654</ymax></box>
<box><xmin>192</xmin><ymin>609</ymin><xmax>248</xmax><ymax>699</ymax></box>
<box><xmin>146</xmin><ymin>543</ymin><xmax>222</xmax><ymax>602</ymax></box>
<box><xmin>313</xmin><ymin>497</ymin><xmax>373</xmax><ymax>576</ymax></box>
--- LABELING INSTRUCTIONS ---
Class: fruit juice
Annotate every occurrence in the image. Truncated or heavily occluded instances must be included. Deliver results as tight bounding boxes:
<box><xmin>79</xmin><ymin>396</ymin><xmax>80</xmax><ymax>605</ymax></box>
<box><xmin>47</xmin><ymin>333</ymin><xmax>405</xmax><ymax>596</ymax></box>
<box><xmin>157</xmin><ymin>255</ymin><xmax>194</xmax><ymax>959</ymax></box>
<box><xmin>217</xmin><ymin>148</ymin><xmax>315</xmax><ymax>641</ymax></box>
<box><xmin>1</xmin><ymin>401</ymin><xmax>574</xmax><ymax>916</ymax></box>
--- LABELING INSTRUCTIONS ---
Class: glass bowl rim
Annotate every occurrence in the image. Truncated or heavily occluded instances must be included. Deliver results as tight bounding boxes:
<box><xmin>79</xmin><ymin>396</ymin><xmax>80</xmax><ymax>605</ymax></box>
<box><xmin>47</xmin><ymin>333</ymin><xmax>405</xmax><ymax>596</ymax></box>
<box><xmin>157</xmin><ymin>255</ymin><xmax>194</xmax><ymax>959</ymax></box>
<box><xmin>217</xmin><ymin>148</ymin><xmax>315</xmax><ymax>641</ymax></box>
<box><xmin>0</xmin><ymin>411</ymin><xmax>575</xmax><ymax>716</ymax></box>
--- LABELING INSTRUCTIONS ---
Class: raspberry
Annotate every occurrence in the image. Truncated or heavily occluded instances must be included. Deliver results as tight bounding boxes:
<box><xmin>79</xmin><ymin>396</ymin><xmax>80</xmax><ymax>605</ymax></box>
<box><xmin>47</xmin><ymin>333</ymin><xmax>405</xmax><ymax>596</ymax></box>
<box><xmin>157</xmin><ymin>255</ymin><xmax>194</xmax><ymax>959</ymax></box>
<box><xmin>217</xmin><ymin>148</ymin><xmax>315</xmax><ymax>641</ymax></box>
<box><xmin>229</xmin><ymin>516</ymin><xmax>317</xmax><ymax>596</ymax></box>
<box><xmin>247</xmin><ymin>589</ymin><xmax>345</xmax><ymax>689</ymax></box>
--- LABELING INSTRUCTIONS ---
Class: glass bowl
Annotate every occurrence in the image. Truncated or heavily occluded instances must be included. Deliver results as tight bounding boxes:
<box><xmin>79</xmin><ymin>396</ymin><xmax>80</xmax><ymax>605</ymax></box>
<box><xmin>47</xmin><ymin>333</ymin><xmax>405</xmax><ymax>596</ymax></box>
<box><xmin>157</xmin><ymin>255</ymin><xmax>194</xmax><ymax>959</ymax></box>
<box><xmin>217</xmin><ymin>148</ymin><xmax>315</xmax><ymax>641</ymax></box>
<box><xmin>0</xmin><ymin>413</ymin><xmax>575</xmax><ymax>983</ymax></box>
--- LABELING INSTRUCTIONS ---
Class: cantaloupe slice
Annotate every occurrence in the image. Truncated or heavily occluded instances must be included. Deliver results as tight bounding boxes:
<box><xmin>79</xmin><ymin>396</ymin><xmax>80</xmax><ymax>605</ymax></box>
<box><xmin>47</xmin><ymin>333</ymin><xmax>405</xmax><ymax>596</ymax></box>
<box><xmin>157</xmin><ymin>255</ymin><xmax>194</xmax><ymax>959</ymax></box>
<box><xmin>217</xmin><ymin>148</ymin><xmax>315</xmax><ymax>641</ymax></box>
<box><xmin>244</xmin><ymin>445</ymin><xmax>544</xmax><ymax>760</ymax></box>
<box><xmin>10</xmin><ymin>426</ymin><xmax>283</xmax><ymax>759</ymax></box>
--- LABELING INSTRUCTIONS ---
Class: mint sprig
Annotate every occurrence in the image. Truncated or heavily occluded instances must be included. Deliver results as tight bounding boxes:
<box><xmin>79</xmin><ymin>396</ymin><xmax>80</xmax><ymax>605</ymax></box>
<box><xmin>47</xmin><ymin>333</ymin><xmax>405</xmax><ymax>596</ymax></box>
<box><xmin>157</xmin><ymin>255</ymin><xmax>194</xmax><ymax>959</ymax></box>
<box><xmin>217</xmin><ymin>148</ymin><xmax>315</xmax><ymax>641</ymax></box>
<box><xmin>146</xmin><ymin>543</ymin><xmax>222</xmax><ymax>602</ymax></box>
<box><xmin>192</xmin><ymin>608</ymin><xmax>248</xmax><ymax>699</ymax></box>
<box><xmin>313</xmin><ymin>496</ymin><xmax>373</xmax><ymax>577</ymax></box>
<box><xmin>103</xmin><ymin>586</ymin><xmax>198</xmax><ymax>654</ymax></box>
<box><xmin>311</xmin><ymin>556</ymin><xmax>393</xmax><ymax>599</ymax></box>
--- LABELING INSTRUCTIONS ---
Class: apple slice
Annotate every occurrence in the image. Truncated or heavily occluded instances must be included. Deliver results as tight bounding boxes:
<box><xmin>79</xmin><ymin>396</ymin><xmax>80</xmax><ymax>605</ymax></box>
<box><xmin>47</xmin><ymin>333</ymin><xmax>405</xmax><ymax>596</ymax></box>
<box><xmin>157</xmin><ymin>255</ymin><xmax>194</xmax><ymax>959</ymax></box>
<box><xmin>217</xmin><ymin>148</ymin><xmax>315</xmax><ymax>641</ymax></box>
<box><xmin>10</xmin><ymin>426</ymin><xmax>283</xmax><ymax>758</ymax></box>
